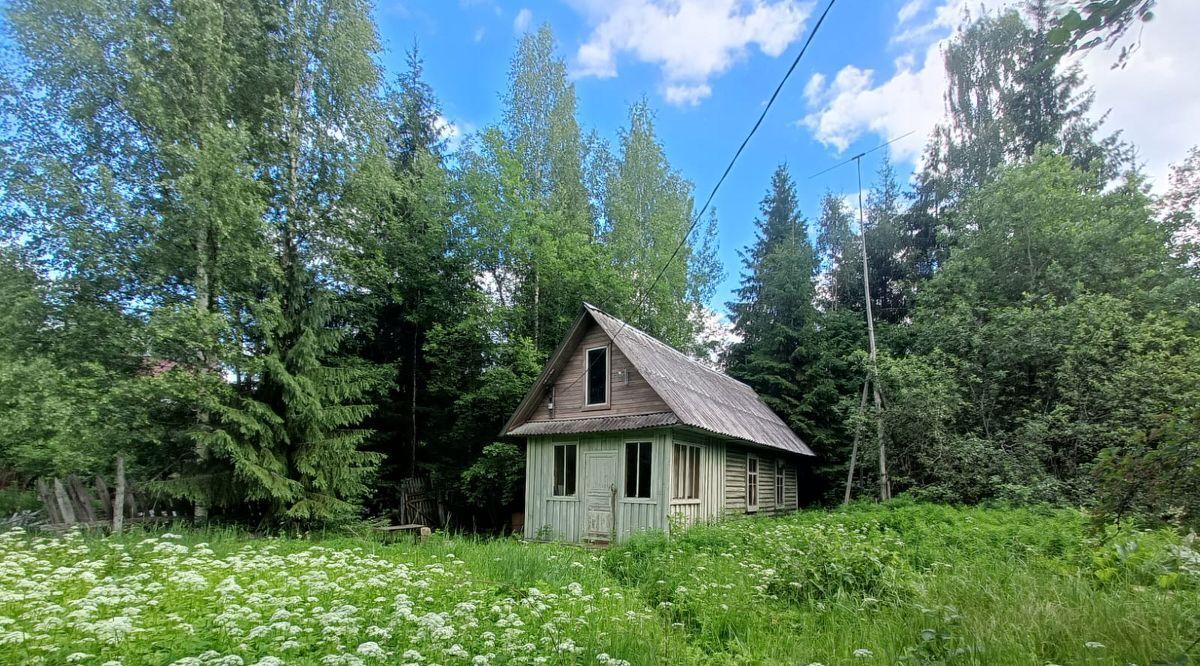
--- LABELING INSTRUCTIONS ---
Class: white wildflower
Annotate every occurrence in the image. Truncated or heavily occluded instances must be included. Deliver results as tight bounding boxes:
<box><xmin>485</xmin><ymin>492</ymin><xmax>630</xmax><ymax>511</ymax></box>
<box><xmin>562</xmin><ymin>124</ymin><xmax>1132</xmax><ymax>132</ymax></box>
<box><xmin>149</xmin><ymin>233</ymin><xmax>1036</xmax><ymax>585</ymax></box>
<box><xmin>356</xmin><ymin>642</ymin><xmax>386</xmax><ymax>659</ymax></box>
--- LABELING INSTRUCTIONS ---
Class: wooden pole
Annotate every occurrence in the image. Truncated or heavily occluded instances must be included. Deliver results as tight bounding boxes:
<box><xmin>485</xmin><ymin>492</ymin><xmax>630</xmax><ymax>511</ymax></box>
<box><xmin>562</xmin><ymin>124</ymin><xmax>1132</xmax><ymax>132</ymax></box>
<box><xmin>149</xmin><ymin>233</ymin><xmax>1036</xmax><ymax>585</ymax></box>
<box><xmin>112</xmin><ymin>455</ymin><xmax>125</xmax><ymax>534</ymax></box>
<box><xmin>873</xmin><ymin>382</ymin><xmax>890</xmax><ymax>500</ymax></box>
<box><xmin>843</xmin><ymin>380</ymin><xmax>869</xmax><ymax>505</ymax></box>
<box><xmin>855</xmin><ymin>157</ymin><xmax>890</xmax><ymax>502</ymax></box>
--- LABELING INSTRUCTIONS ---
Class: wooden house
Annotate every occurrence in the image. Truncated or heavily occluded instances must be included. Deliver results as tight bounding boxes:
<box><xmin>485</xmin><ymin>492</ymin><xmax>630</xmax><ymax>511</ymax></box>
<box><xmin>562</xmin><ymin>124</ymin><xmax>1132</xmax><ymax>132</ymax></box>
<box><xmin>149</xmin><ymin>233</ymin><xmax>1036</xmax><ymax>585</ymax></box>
<box><xmin>503</xmin><ymin>303</ymin><xmax>814</xmax><ymax>543</ymax></box>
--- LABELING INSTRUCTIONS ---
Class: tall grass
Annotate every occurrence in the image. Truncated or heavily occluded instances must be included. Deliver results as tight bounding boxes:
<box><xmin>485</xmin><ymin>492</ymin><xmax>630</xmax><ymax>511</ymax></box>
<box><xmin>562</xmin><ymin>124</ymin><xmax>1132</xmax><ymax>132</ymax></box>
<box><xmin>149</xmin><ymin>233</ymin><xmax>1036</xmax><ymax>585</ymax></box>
<box><xmin>0</xmin><ymin>504</ymin><xmax>1195</xmax><ymax>665</ymax></box>
<box><xmin>603</xmin><ymin>502</ymin><xmax>1200</xmax><ymax>665</ymax></box>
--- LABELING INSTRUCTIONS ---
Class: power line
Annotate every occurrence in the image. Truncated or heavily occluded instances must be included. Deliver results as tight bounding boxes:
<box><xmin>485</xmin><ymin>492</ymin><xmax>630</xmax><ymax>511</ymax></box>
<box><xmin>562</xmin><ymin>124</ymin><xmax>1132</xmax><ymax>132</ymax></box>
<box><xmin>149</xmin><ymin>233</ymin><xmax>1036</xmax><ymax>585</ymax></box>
<box><xmin>555</xmin><ymin>0</ymin><xmax>840</xmax><ymax>397</ymax></box>
<box><xmin>806</xmin><ymin>130</ymin><xmax>914</xmax><ymax>180</ymax></box>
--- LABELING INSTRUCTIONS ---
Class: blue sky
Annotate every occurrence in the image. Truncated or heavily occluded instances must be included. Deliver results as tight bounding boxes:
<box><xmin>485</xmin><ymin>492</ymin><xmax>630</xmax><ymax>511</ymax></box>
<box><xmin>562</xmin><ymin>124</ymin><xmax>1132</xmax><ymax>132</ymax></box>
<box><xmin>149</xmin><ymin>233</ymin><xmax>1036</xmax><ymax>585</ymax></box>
<box><xmin>372</xmin><ymin>0</ymin><xmax>1200</xmax><ymax>318</ymax></box>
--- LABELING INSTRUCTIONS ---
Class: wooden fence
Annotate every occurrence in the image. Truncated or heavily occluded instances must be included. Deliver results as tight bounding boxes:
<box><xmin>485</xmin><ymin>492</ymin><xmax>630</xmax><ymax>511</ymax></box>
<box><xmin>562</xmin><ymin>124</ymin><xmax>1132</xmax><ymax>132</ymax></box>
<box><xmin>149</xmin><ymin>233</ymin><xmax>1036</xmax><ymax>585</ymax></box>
<box><xmin>34</xmin><ymin>474</ymin><xmax>169</xmax><ymax>531</ymax></box>
<box><xmin>397</xmin><ymin>477</ymin><xmax>441</xmax><ymax>527</ymax></box>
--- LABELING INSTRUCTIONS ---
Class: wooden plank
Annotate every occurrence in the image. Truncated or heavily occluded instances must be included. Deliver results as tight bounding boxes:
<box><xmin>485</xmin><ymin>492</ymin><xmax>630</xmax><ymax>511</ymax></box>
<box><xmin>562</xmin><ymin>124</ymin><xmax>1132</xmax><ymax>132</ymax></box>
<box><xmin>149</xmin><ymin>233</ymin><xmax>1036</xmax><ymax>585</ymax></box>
<box><xmin>112</xmin><ymin>455</ymin><xmax>125</xmax><ymax>533</ymax></box>
<box><xmin>36</xmin><ymin>479</ymin><xmax>63</xmax><ymax>524</ymax></box>
<box><xmin>67</xmin><ymin>476</ymin><xmax>97</xmax><ymax>523</ymax></box>
<box><xmin>53</xmin><ymin>479</ymin><xmax>78</xmax><ymax>525</ymax></box>
<box><xmin>378</xmin><ymin>524</ymin><xmax>425</xmax><ymax>532</ymax></box>
<box><xmin>94</xmin><ymin>476</ymin><xmax>113</xmax><ymax>519</ymax></box>
<box><xmin>124</xmin><ymin>482</ymin><xmax>137</xmax><ymax>519</ymax></box>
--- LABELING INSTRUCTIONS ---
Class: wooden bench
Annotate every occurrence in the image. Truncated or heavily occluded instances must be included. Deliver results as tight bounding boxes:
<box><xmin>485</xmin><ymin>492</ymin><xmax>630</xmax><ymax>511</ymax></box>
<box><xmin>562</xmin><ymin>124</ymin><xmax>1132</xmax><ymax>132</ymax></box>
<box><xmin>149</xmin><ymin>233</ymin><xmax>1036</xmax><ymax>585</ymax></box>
<box><xmin>376</xmin><ymin>523</ymin><xmax>432</xmax><ymax>540</ymax></box>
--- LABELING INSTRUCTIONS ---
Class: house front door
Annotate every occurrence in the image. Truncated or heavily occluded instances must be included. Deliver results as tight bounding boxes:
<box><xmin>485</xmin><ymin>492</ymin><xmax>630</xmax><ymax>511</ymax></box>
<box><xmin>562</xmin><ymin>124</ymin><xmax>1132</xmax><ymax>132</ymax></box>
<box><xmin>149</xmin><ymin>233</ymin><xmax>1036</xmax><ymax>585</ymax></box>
<box><xmin>583</xmin><ymin>448</ymin><xmax>618</xmax><ymax>542</ymax></box>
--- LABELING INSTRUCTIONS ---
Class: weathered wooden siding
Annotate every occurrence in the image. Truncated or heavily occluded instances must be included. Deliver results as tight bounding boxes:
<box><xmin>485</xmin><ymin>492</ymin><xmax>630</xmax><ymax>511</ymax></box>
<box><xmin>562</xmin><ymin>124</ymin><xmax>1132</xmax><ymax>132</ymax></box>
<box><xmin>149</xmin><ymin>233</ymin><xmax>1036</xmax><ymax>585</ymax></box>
<box><xmin>783</xmin><ymin>464</ymin><xmax>798</xmax><ymax>510</ymax></box>
<box><xmin>616</xmin><ymin>431</ymin><xmax>669</xmax><ymax>540</ymax></box>
<box><xmin>723</xmin><ymin>444</ymin><xmax>801</xmax><ymax>516</ymax></box>
<box><xmin>526</xmin><ymin>432</ymin><xmax>803</xmax><ymax>543</ymax></box>
<box><xmin>725</xmin><ymin>446</ymin><xmax>747</xmax><ymax>513</ymax></box>
<box><xmin>528</xmin><ymin>322</ymin><xmax>669</xmax><ymax>421</ymax></box>
<box><xmin>524</xmin><ymin>436</ymin><xmax>581</xmax><ymax>541</ymax></box>
<box><xmin>758</xmin><ymin>456</ymin><xmax>777</xmax><ymax>514</ymax></box>
<box><xmin>667</xmin><ymin>434</ymin><xmax>726</xmax><ymax>529</ymax></box>
<box><xmin>525</xmin><ymin>431</ymin><xmax>669</xmax><ymax>542</ymax></box>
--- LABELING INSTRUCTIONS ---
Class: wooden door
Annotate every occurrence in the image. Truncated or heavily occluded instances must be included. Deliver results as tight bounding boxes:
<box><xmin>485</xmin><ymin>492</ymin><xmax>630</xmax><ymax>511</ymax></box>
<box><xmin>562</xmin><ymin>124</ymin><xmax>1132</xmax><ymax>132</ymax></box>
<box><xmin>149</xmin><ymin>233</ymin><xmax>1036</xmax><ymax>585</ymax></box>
<box><xmin>583</xmin><ymin>448</ymin><xmax>617</xmax><ymax>541</ymax></box>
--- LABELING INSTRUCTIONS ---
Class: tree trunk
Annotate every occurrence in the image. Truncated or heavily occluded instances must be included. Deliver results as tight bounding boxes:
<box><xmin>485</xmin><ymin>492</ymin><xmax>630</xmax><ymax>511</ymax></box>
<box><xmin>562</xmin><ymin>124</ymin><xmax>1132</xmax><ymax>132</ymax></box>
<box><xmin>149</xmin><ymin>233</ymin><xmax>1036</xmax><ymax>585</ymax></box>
<box><xmin>194</xmin><ymin>225</ymin><xmax>211</xmax><ymax>523</ymax></box>
<box><xmin>533</xmin><ymin>270</ymin><xmax>540</xmax><ymax>351</ymax></box>
<box><xmin>410</xmin><ymin>326</ymin><xmax>419</xmax><ymax>477</ymax></box>
<box><xmin>112</xmin><ymin>455</ymin><xmax>126</xmax><ymax>534</ymax></box>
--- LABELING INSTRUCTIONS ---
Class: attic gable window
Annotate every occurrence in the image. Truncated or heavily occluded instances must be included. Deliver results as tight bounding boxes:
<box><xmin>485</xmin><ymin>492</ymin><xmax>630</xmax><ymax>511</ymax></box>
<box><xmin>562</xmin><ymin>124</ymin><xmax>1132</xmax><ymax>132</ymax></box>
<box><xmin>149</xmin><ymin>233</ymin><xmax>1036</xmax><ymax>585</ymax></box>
<box><xmin>585</xmin><ymin>346</ymin><xmax>609</xmax><ymax>406</ymax></box>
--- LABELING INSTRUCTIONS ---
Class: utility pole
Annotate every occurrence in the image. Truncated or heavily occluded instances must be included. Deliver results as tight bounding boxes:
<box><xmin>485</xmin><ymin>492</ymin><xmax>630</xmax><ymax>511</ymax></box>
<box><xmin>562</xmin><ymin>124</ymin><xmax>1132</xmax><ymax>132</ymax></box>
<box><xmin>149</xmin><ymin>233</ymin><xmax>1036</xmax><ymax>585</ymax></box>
<box><xmin>855</xmin><ymin>157</ymin><xmax>890</xmax><ymax>502</ymax></box>
<box><xmin>811</xmin><ymin>133</ymin><xmax>910</xmax><ymax>504</ymax></box>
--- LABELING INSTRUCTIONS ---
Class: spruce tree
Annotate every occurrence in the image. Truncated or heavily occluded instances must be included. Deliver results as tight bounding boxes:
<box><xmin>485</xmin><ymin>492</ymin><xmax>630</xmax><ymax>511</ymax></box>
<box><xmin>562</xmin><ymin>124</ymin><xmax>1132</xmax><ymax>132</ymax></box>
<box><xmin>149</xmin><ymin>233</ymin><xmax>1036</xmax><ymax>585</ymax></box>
<box><xmin>726</xmin><ymin>165</ymin><xmax>828</xmax><ymax>446</ymax></box>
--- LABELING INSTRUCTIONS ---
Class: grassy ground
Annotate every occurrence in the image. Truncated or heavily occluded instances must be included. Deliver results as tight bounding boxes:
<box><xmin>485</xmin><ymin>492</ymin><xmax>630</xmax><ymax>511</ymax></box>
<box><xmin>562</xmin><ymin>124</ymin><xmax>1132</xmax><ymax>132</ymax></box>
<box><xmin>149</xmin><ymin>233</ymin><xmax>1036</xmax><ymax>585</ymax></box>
<box><xmin>0</xmin><ymin>503</ymin><xmax>1195</xmax><ymax>665</ymax></box>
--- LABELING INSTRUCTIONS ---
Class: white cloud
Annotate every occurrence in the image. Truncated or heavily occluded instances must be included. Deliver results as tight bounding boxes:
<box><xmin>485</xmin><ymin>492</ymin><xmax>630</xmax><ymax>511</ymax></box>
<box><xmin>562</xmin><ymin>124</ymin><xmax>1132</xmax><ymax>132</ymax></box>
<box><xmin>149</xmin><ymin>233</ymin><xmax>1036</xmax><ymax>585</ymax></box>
<box><xmin>1079</xmin><ymin>2</ymin><xmax>1200</xmax><ymax>188</ymax></box>
<box><xmin>473</xmin><ymin>27</ymin><xmax>486</xmax><ymax>42</ymax></box>
<box><xmin>799</xmin><ymin>0</ymin><xmax>1199</xmax><ymax>190</ymax></box>
<box><xmin>570</xmin><ymin>0</ymin><xmax>813</xmax><ymax>106</ymax></box>
<box><xmin>664</xmin><ymin>83</ymin><xmax>712</xmax><ymax>106</ymax></box>
<box><xmin>434</xmin><ymin>114</ymin><xmax>471</xmax><ymax>153</ymax></box>
<box><xmin>800</xmin><ymin>50</ymin><xmax>938</xmax><ymax>163</ymax></box>
<box><xmin>801</xmin><ymin>0</ymin><xmax>1010</xmax><ymax>163</ymax></box>
<box><xmin>513</xmin><ymin>7</ymin><xmax>532</xmax><ymax>33</ymax></box>
<box><xmin>897</xmin><ymin>0</ymin><xmax>928</xmax><ymax>25</ymax></box>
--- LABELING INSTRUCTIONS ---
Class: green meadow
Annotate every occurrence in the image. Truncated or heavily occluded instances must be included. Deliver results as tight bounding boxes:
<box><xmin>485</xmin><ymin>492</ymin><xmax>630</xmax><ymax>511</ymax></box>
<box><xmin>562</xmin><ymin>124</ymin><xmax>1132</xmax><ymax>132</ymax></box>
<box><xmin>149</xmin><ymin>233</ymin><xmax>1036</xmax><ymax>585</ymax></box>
<box><xmin>1</xmin><ymin>503</ymin><xmax>1196</xmax><ymax>665</ymax></box>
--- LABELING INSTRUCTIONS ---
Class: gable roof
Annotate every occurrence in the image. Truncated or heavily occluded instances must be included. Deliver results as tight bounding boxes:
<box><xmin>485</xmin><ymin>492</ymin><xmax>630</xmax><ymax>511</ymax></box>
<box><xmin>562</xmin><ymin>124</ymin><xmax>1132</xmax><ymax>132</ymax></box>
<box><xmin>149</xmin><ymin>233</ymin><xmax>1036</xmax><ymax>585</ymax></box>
<box><xmin>502</xmin><ymin>303</ymin><xmax>814</xmax><ymax>456</ymax></box>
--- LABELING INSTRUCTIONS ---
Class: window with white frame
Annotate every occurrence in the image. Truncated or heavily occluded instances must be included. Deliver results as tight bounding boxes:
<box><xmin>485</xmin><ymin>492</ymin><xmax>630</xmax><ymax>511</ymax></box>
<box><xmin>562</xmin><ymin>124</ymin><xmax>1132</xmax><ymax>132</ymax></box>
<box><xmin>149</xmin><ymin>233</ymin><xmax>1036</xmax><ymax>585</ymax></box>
<box><xmin>624</xmin><ymin>441</ymin><xmax>652</xmax><ymax>498</ymax></box>
<box><xmin>585</xmin><ymin>346</ymin><xmax>609</xmax><ymax>406</ymax></box>
<box><xmin>672</xmin><ymin>443</ymin><xmax>701</xmax><ymax>500</ymax></box>
<box><xmin>775</xmin><ymin>460</ymin><xmax>785</xmax><ymax>506</ymax></box>
<box><xmin>746</xmin><ymin>456</ymin><xmax>759</xmax><ymax>512</ymax></box>
<box><xmin>552</xmin><ymin>444</ymin><xmax>576</xmax><ymax>496</ymax></box>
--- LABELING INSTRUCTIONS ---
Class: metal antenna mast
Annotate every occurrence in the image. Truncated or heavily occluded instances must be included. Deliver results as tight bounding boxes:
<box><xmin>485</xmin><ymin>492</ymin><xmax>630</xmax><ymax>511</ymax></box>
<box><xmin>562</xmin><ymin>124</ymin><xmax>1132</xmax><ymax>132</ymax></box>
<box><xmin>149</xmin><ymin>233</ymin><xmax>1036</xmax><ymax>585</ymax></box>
<box><xmin>810</xmin><ymin>132</ymin><xmax>911</xmax><ymax>503</ymax></box>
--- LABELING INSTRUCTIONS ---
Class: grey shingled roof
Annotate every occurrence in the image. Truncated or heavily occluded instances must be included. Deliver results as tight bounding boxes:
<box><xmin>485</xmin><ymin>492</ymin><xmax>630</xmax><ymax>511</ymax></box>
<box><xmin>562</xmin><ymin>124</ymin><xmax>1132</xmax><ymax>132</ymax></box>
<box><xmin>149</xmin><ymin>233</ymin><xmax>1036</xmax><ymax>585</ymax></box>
<box><xmin>503</xmin><ymin>303</ymin><xmax>813</xmax><ymax>456</ymax></box>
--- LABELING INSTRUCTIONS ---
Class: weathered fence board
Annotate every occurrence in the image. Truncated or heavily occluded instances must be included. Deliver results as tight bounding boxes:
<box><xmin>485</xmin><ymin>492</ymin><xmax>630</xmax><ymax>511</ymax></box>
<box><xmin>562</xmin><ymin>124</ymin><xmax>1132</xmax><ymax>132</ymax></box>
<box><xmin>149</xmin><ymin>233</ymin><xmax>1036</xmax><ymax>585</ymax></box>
<box><xmin>33</xmin><ymin>472</ymin><xmax>160</xmax><ymax>531</ymax></box>
<box><xmin>52</xmin><ymin>479</ymin><xmax>77</xmax><ymax>525</ymax></box>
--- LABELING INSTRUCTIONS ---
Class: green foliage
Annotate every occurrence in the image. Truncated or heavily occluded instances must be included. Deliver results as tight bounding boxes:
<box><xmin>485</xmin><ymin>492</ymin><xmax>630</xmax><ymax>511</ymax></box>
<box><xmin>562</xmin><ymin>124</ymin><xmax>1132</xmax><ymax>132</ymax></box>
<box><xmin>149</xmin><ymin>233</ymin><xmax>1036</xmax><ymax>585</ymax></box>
<box><xmin>460</xmin><ymin>442</ymin><xmax>525</xmax><ymax>511</ymax></box>
<box><xmin>1088</xmin><ymin>527</ymin><xmax>1199</xmax><ymax>590</ymax></box>
<box><xmin>1092</xmin><ymin>409</ymin><xmax>1200</xmax><ymax>529</ymax></box>
<box><xmin>726</xmin><ymin>165</ymin><xmax>836</xmax><ymax>480</ymax></box>
<box><xmin>603</xmin><ymin>503</ymin><xmax>1199</xmax><ymax>664</ymax></box>
<box><xmin>0</xmin><ymin>0</ymin><xmax>1195</xmax><ymax>535</ymax></box>
<box><xmin>1049</xmin><ymin>0</ymin><xmax>1157</xmax><ymax>68</ymax></box>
